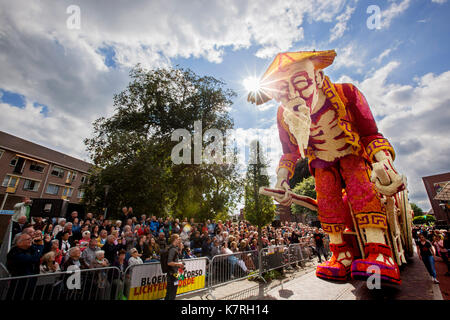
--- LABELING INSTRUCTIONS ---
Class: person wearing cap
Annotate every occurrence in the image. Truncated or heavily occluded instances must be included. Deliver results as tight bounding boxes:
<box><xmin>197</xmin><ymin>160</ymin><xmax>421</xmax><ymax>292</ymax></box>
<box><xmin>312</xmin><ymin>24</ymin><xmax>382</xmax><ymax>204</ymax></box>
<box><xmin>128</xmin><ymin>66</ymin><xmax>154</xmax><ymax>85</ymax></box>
<box><xmin>248</xmin><ymin>50</ymin><xmax>404</xmax><ymax>284</ymax></box>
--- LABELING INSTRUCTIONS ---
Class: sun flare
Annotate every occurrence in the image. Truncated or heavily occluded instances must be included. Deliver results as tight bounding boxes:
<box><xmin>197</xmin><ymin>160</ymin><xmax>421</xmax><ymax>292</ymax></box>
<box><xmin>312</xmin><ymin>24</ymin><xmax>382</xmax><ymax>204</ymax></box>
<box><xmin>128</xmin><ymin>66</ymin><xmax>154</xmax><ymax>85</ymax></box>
<box><xmin>242</xmin><ymin>76</ymin><xmax>261</xmax><ymax>92</ymax></box>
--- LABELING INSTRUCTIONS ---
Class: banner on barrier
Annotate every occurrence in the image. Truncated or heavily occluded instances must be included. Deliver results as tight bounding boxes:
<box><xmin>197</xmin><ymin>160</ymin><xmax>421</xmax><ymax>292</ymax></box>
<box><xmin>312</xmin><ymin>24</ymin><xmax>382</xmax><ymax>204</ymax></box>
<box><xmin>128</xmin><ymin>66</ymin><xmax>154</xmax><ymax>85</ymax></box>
<box><xmin>128</xmin><ymin>259</ymin><xmax>206</xmax><ymax>300</ymax></box>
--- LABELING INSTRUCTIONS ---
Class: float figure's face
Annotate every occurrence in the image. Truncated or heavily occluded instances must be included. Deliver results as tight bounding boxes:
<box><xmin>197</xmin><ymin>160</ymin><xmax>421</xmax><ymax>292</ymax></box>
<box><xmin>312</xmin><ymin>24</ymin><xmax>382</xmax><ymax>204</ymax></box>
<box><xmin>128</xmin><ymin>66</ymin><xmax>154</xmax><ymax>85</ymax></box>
<box><xmin>270</xmin><ymin>59</ymin><xmax>321</xmax><ymax>116</ymax></box>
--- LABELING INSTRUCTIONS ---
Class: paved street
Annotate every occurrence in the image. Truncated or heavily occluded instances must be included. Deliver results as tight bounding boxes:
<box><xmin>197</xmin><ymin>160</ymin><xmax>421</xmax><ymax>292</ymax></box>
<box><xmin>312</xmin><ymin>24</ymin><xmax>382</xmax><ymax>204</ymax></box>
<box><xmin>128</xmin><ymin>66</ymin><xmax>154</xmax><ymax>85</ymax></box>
<box><xmin>265</xmin><ymin>246</ymin><xmax>443</xmax><ymax>300</ymax></box>
<box><xmin>181</xmin><ymin>244</ymin><xmax>445</xmax><ymax>300</ymax></box>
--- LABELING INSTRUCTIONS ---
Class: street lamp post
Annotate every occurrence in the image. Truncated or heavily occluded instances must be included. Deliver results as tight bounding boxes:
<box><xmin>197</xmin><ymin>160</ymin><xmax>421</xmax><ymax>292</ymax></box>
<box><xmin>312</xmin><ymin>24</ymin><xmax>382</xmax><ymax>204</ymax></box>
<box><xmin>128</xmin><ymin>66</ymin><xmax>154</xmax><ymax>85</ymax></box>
<box><xmin>103</xmin><ymin>185</ymin><xmax>111</xmax><ymax>219</ymax></box>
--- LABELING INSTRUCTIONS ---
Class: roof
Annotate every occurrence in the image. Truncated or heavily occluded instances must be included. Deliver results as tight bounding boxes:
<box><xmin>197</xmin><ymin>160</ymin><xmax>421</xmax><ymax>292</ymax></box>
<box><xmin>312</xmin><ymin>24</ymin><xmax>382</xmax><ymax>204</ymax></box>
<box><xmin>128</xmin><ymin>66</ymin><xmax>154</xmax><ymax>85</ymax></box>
<box><xmin>435</xmin><ymin>182</ymin><xmax>450</xmax><ymax>201</ymax></box>
<box><xmin>0</xmin><ymin>130</ymin><xmax>91</xmax><ymax>173</ymax></box>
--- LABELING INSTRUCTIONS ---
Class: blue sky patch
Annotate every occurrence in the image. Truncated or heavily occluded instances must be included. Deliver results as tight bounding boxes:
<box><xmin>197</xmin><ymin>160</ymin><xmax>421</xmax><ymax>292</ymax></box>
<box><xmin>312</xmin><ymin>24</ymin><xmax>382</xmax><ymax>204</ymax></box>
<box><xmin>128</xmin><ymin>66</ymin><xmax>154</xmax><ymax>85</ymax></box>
<box><xmin>98</xmin><ymin>45</ymin><xmax>117</xmax><ymax>68</ymax></box>
<box><xmin>0</xmin><ymin>89</ymin><xmax>26</xmax><ymax>108</ymax></box>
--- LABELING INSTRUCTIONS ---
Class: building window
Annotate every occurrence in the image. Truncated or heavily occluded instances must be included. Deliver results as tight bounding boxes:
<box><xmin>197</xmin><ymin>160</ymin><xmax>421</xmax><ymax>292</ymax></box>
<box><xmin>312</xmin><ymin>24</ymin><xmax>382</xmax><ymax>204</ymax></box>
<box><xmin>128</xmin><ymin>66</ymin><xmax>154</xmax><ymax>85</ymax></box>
<box><xmin>51</xmin><ymin>166</ymin><xmax>65</xmax><ymax>178</ymax></box>
<box><xmin>66</xmin><ymin>171</ymin><xmax>77</xmax><ymax>184</ymax></box>
<box><xmin>0</xmin><ymin>149</ymin><xmax>4</xmax><ymax>160</ymax></box>
<box><xmin>9</xmin><ymin>157</ymin><xmax>18</xmax><ymax>166</ymax></box>
<box><xmin>62</xmin><ymin>187</ymin><xmax>73</xmax><ymax>197</ymax></box>
<box><xmin>46</xmin><ymin>184</ymin><xmax>60</xmax><ymax>195</ymax></box>
<box><xmin>30</xmin><ymin>161</ymin><xmax>45</xmax><ymax>173</ymax></box>
<box><xmin>78</xmin><ymin>189</ymin><xmax>85</xmax><ymax>199</ymax></box>
<box><xmin>23</xmin><ymin>179</ymin><xmax>40</xmax><ymax>192</ymax></box>
<box><xmin>2</xmin><ymin>175</ymin><xmax>20</xmax><ymax>193</ymax></box>
<box><xmin>80</xmin><ymin>176</ymin><xmax>87</xmax><ymax>184</ymax></box>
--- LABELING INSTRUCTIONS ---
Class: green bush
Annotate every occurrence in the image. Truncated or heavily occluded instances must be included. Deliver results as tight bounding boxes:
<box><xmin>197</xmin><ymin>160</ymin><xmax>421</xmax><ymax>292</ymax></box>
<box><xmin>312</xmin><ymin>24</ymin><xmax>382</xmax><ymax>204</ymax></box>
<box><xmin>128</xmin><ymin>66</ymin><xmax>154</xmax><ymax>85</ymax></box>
<box><xmin>413</xmin><ymin>215</ymin><xmax>435</xmax><ymax>225</ymax></box>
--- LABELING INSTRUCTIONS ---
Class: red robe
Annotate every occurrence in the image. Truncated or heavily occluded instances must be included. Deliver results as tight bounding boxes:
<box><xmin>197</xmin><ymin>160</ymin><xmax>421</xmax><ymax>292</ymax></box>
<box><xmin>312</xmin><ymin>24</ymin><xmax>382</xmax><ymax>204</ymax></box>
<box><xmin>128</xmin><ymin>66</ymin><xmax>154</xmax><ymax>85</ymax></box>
<box><xmin>277</xmin><ymin>78</ymin><xmax>395</xmax><ymax>178</ymax></box>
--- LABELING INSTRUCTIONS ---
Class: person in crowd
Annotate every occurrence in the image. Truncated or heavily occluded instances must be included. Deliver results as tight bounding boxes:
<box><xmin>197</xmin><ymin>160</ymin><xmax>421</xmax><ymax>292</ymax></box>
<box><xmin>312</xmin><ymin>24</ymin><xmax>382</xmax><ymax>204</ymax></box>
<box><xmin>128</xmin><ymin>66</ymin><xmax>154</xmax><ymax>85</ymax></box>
<box><xmin>172</xmin><ymin>221</ymin><xmax>180</xmax><ymax>234</ymax></box>
<box><xmin>250</xmin><ymin>238</ymin><xmax>258</xmax><ymax>251</ymax></box>
<box><xmin>32</xmin><ymin>216</ymin><xmax>46</xmax><ymax>231</ymax></box>
<box><xmin>135</xmin><ymin>235</ymin><xmax>147</xmax><ymax>255</ymax></box>
<box><xmin>128</xmin><ymin>248</ymin><xmax>143</xmax><ymax>266</ymax></box>
<box><xmin>11</xmin><ymin>197</ymin><xmax>32</xmax><ymax>222</ymax></box>
<box><xmin>91</xmin><ymin>224</ymin><xmax>100</xmax><ymax>239</ymax></box>
<box><xmin>67</xmin><ymin>211</ymin><xmax>78</xmax><ymax>223</ymax></box>
<box><xmin>40</xmin><ymin>251</ymin><xmax>61</xmax><ymax>274</ymax></box>
<box><xmin>92</xmin><ymin>250</ymin><xmax>109</xmax><ymax>268</ymax></box>
<box><xmin>312</xmin><ymin>228</ymin><xmax>328</xmax><ymax>263</ymax></box>
<box><xmin>190</xmin><ymin>231</ymin><xmax>203</xmax><ymax>255</ymax></box>
<box><xmin>102</xmin><ymin>235</ymin><xmax>121</xmax><ymax>265</ymax></box>
<box><xmin>59</xmin><ymin>231</ymin><xmax>72</xmax><ymax>258</ymax></box>
<box><xmin>49</xmin><ymin>239</ymin><xmax>63</xmax><ymax>265</ymax></box>
<box><xmin>433</xmin><ymin>231</ymin><xmax>450</xmax><ymax>276</ymax></box>
<box><xmin>52</xmin><ymin>218</ymin><xmax>66</xmax><ymax>238</ymax></box>
<box><xmin>56</xmin><ymin>222</ymin><xmax>74</xmax><ymax>247</ymax></box>
<box><xmin>417</xmin><ymin>233</ymin><xmax>440</xmax><ymax>284</ymax></box>
<box><xmin>97</xmin><ymin>229</ymin><xmax>108</xmax><ymax>248</ymax></box>
<box><xmin>113</xmin><ymin>249</ymin><xmax>128</xmax><ymax>274</ymax></box>
<box><xmin>79</xmin><ymin>231</ymin><xmax>91</xmax><ymax>252</ymax></box>
<box><xmin>156</xmin><ymin>232</ymin><xmax>168</xmax><ymax>251</ymax></box>
<box><xmin>201</xmin><ymin>236</ymin><xmax>212</xmax><ymax>258</ymax></box>
<box><xmin>143</xmin><ymin>237</ymin><xmax>160</xmax><ymax>262</ymax></box>
<box><xmin>11</xmin><ymin>215</ymin><xmax>30</xmax><ymax>239</ymax></box>
<box><xmin>221</xmin><ymin>241</ymin><xmax>248</xmax><ymax>279</ymax></box>
<box><xmin>180</xmin><ymin>225</ymin><xmax>190</xmax><ymax>248</ymax></box>
<box><xmin>211</xmin><ymin>239</ymin><xmax>222</xmax><ymax>258</ymax></box>
<box><xmin>182</xmin><ymin>246</ymin><xmax>196</xmax><ymax>259</ymax></box>
<box><xmin>165</xmin><ymin>234</ymin><xmax>184</xmax><ymax>301</ymax></box>
<box><xmin>43</xmin><ymin>222</ymin><xmax>54</xmax><ymax>237</ymax></box>
<box><xmin>7</xmin><ymin>233</ymin><xmax>44</xmax><ymax>276</ymax></box>
<box><xmin>61</xmin><ymin>247</ymin><xmax>90</xmax><ymax>271</ymax></box>
<box><xmin>82</xmin><ymin>238</ymin><xmax>100</xmax><ymax>267</ymax></box>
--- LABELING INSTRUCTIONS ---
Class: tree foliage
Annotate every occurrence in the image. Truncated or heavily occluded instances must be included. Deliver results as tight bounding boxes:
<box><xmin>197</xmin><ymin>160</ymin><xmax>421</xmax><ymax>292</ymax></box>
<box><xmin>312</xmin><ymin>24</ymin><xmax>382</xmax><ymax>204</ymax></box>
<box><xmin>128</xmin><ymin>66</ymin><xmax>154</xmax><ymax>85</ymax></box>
<box><xmin>83</xmin><ymin>65</ymin><xmax>242</xmax><ymax>220</ymax></box>
<box><xmin>289</xmin><ymin>158</ymin><xmax>311</xmax><ymax>189</ymax></box>
<box><xmin>291</xmin><ymin>176</ymin><xmax>317</xmax><ymax>223</ymax></box>
<box><xmin>413</xmin><ymin>214</ymin><xmax>436</xmax><ymax>225</ymax></box>
<box><xmin>410</xmin><ymin>203</ymin><xmax>424</xmax><ymax>217</ymax></box>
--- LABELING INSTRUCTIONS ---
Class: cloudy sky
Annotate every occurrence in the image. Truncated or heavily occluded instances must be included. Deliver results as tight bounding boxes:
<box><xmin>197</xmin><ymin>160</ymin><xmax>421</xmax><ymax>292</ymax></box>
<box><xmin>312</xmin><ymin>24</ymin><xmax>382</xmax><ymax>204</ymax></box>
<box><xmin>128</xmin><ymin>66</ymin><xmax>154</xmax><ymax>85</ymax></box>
<box><xmin>1</xmin><ymin>0</ymin><xmax>449</xmax><ymax>211</ymax></box>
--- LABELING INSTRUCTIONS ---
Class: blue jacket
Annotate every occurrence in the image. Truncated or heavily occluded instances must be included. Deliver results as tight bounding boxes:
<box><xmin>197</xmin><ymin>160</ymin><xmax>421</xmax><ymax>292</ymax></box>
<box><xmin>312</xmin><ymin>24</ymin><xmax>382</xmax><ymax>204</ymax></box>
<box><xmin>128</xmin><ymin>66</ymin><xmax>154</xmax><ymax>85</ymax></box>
<box><xmin>6</xmin><ymin>244</ymin><xmax>44</xmax><ymax>276</ymax></box>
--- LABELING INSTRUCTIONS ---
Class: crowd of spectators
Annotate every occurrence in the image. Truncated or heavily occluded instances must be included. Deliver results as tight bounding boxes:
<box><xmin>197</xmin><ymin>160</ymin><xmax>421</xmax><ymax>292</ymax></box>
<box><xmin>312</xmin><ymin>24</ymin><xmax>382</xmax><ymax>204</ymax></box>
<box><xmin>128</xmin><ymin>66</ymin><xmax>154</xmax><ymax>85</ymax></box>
<box><xmin>5</xmin><ymin>205</ymin><xmax>329</xmax><ymax>278</ymax></box>
<box><xmin>412</xmin><ymin>225</ymin><xmax>450</xmax><ymax>277</ymax></box>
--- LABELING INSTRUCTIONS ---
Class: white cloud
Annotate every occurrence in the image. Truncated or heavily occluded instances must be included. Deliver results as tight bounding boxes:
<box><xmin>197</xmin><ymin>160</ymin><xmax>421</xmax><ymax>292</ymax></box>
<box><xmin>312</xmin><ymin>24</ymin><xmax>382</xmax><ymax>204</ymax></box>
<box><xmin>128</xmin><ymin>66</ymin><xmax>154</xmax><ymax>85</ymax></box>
<box><xmin>380</xmin><ymin>0</ymin><xmax>411</xmax><ymax>29</ymax></box>
<box><xmin>431</xmin><ymin>0</ymin><xmax>447</xmax><ymax>4</ymax></box>
<box><xmin>329</xmin><ymin>5</ymin><xmax>356</xmax><ymax>42</ymax></box>
<box><xmin>0</xmin><ymin>0</ymin><xmax>357</xmax><ymax>160</ymax></box>
<box><xmin>331</xmin><ymin>43</ymin><xmax>366</xmax><ymax>73</ymax></box>
<box><xmin>0</xmin><ymin>102</ymin><xmax>90</xmax><ymax>161</ymax></box>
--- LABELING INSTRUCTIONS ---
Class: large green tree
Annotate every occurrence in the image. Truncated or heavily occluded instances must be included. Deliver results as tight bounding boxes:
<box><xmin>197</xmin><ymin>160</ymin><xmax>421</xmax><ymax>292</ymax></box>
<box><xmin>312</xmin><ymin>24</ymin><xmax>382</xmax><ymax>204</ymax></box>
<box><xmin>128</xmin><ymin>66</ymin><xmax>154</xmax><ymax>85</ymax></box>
<box><xmin>83</xmin><ymin>65</ymin><xmax>241</xmax><ymax>220</ymax></box>
<box><xmin>244</xmin><ymin>140</ymin><xmax>276</xmax><ymax>249</ymax></box>
<box><xmin>410</xmin><ymin>203</ymin><xmax>424</xmax><ymax>217</ymax></box>
<box><xmin>289</xmin><ymin>157</ymin><xmax>311</xmax><ymax>189</ymax></box>
<box><xmin>291</xmin><ymin>176</ymin><xmax>317</xmax><ymax>224</ymax></box>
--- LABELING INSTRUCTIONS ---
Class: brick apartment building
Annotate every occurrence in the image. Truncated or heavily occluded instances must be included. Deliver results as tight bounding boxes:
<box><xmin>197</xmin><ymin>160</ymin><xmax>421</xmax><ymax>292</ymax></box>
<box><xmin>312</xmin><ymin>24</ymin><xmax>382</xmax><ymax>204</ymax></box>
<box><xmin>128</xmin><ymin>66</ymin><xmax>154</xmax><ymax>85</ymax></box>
<box><xmin>422</xmin><ymin>172</ymin><xmax>450</xmax><ymax>226</ymax></box>
<box><xmin>0</xmin><ymin>131</ymin><xmax>91</xmax><ymax>210</ymax></box>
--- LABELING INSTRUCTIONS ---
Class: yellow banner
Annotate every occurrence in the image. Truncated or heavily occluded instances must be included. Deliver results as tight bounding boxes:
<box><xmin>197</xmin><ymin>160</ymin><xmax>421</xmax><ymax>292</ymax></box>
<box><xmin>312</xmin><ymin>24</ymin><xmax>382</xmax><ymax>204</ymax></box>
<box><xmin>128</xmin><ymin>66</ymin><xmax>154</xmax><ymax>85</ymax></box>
<box><xmin>128</xmin><ymin>259</ymin><xmax>206</xmax><ymax>300</ymax></box>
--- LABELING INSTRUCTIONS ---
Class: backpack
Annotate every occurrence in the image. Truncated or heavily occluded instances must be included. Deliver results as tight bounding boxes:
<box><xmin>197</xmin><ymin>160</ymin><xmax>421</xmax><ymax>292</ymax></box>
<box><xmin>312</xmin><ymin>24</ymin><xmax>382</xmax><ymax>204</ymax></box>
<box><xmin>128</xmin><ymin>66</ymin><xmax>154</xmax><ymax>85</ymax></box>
<box><xmin>160</xmin><ymin>245</ymin><xmax>176</xmax><ymax>273</ymax></box>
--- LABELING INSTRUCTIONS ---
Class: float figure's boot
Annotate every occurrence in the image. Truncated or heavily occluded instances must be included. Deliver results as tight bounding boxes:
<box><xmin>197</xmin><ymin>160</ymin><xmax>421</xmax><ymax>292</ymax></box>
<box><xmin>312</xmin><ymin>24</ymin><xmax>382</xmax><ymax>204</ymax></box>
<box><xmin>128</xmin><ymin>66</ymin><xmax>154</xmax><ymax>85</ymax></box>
<box><xmin>351</xmin><ymin>242</ymin><xmax>401</xmax><ymax>285</ymax></box>
<box><xmin>316</xmin><ymin>242</ymin><xmax>353</xmax><ymax>281</ymax></box>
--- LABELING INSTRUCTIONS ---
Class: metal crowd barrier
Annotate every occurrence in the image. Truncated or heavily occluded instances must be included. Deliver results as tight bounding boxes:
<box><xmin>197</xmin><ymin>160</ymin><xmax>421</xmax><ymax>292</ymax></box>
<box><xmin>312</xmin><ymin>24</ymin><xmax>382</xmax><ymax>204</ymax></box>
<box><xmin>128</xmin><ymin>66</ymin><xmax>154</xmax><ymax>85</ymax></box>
<box><xmin>0</xmin><ymin>263</ymin><xmax>10</xmax><ymax>278</ymax></box>
<box><xmin>0</xmin><ymin>221</ymin><xmax>12</xmax><ymax>267</ymax></box>
<box><xmin>0</xmin><ymin>243</ymin><xmax>312</xmax><ymax>300</ymax></box>
<box><xmin>259</xmin><ymin>245</ymin><xmax>289</xmax><ymax>275</ymax></box>
<box><xmin>287</xmin><ymin>243</ymin><xmax>306</xmax><ymax>267</ymax></box>
<box><xmin>208</xmin><ymin>250</ymin><xmax>259</xmax><ymax>290</ymax></box>
<box><xmin>0</xmin><ymin>266</ymin><xmax>121</xmax><ymax>301</ymax></box>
